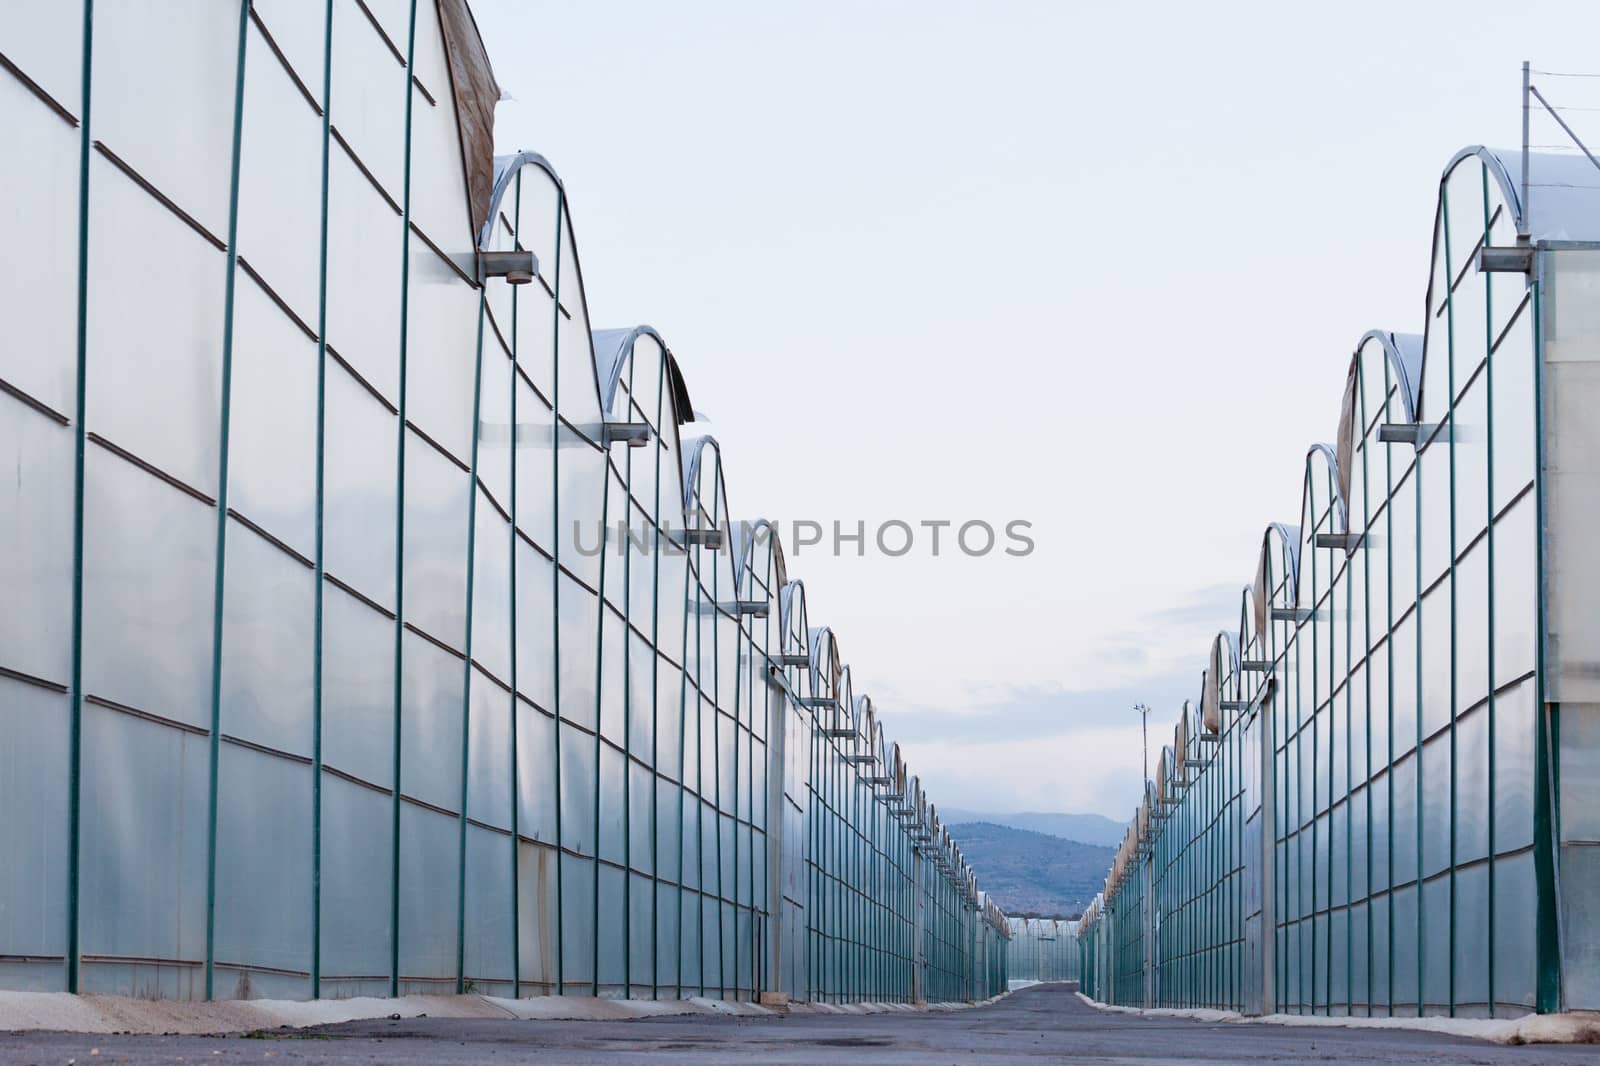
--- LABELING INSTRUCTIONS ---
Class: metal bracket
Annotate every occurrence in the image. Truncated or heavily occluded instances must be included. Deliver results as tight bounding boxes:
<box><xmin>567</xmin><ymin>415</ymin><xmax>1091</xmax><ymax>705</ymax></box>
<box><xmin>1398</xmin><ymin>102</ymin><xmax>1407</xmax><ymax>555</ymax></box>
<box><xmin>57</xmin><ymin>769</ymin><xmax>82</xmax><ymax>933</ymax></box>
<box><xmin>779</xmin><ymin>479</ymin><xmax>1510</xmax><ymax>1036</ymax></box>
<box><xmin>1220</xmin><ymin>699</ymin><xmax>1250</xmax><ymax>712</ymax></box>
<box><xmin>724</xmin><ymin>600</ymin><xmax>769</xmax><ymax>618</ymax></box>
<box><xmin>771</xmin><ymin>653</ymin><xmax>810</xmax><ymax>668</ymax></box>
<box><xmin>1378</xmin><ymin>422</ymin><xmax>1446</xmax><ymax>447</ymax></box>
<box><xmin>1271</xmin><ymin>607</ymin><xmax>1312</xmax><ymax>624</ymax></box>
<box><xmin>797</xmin><ymin>696</ymin><xmax>835</xmax><ymax>710</ymax></box>
<box><xmin>842</xmin><ymin>754</ymin><xmax>875</xmax><ymax>764</ymax></box>
<box><xmin>1477</xmin><ymin>245</ymin><xmax>1534</xmax><ymax>273</ymax></box>
<box><xmin>822</xmin><ymin>728</ymin><xmax>857</xmax><ymax>739</ymax></box>
<box><xmin>1240</xmin><ymin>659</ymin><xmax>1272</xmax><ymax>672</ymax></box>
<box><xmin>477</xmin><ymin>249</ymin><xmax>537</xmax><ymax>285</ymax></box>
<box><xmin>600</xmin><ymin>422</ymin><xmax>651</xmax><ymax>448</ymax></box>
<box><xmin>1314</xmin><ymin>532</ymin><xmax>1360</xmax><ymax>551</ymax></box>
<box><xmin>679</xmin><ymin>528</ymin><xmax>725</xmax><ymax>550</ymax></box>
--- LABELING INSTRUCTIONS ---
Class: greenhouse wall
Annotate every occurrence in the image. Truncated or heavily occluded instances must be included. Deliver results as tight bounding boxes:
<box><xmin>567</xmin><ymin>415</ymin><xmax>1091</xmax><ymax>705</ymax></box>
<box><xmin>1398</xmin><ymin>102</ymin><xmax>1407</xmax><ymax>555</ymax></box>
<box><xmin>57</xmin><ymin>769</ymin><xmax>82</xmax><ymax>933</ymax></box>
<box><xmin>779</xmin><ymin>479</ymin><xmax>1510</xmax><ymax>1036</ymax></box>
<box><xmin>1005</xmin><ymin>918</ymin><xmax>1080</xmax><ymax>984</ymax></box>
<box><xmin>1078</xmin><ymin>147</ymin><xmax>1600</xmax><ymax>1019</ymax></box>
<box><xmin>0</xmin><ymin>0</ymin><xmax>1007</xmax><ymax>1004</ymax></box>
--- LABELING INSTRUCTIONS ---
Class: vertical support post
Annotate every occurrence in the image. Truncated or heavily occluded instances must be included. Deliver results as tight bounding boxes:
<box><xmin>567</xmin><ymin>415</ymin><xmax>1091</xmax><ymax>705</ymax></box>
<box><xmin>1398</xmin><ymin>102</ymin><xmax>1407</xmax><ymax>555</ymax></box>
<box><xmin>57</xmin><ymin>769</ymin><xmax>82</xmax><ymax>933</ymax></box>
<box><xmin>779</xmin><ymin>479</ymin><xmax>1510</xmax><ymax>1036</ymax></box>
<box><xmin>549</xmin><ymin>187</ymin><xmax>565</xmax><ymax>997</ymax></box>
<box><xmin>65</xmin><ymin>0</ymin><xmax>96</xmax><ymax>999</ymax></box>
<box><xmin>388</xmin><ymin>0</ymin><xmax>421</xmax><ymax>999</ymax></box>
<box><xmin>310</xmin><ymin>0</ymin><xmax>335</xmax><ymax>1001</ymax></box>
<box><xmin>203</xmin><ymin>0</ymin><xmax>252</xmax><ymax>1001</ymax></box>
<box><xmin>507</xmin><ymin>174</ymin><xmax>522</xmax><ymax>1001</ymax></box>
<box><xmin>1521</xmin><ymin>61</ymin><xmax>1531</xmax><ymax>241</ymax></box>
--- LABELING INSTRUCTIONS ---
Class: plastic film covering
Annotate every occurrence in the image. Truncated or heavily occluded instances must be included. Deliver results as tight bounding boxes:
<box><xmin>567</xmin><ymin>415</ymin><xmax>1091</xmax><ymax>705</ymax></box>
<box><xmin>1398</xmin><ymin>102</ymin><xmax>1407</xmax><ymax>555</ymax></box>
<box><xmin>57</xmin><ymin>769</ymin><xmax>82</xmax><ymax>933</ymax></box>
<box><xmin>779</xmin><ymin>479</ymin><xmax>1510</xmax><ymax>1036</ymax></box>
<box><xmin>1077</xmin><ymin>147</ymin><xmax>1600</xmax><ymax>1019</ymax></box>
<box><xmin>1005</xmin><ymin>917</ymin><xmax>1080</xmax><ymax>984</ymax></box>
<box><xmin>0</xmin><ymin>1</ymin><xmax>1006</xmax><ymax>1005</ymax></box>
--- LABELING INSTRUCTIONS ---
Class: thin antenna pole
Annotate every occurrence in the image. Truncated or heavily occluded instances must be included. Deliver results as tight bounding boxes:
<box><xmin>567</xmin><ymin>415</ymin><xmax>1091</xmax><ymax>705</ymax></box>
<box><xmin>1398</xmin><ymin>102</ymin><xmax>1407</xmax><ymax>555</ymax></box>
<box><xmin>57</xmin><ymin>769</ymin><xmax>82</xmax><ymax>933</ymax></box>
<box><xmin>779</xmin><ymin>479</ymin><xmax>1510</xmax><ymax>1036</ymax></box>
<box><xmin>1135</xmin><ymin>703</ymin><xmax>1150</xmax><ymax>790</ymax></box>
<box><xmin>1521</xmin><ymin>60</ymin><xmax>1531</xmax><ymax>240</ymax></box>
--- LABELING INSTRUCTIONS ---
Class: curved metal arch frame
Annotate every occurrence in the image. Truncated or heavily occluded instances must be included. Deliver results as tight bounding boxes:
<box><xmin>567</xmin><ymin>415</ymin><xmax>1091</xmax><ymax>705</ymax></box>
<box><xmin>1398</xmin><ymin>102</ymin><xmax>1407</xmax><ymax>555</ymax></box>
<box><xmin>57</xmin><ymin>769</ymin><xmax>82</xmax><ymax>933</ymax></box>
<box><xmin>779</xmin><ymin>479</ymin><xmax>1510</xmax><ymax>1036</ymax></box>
<box><xmin>590</xmin><ymin>324</ymin><xmax>695</xmax><ymax>431</ymax></box>
<box><xmin>480</xmin><ymin>151</ymin><xmax>607</xmax><ymax>419</ymax></box>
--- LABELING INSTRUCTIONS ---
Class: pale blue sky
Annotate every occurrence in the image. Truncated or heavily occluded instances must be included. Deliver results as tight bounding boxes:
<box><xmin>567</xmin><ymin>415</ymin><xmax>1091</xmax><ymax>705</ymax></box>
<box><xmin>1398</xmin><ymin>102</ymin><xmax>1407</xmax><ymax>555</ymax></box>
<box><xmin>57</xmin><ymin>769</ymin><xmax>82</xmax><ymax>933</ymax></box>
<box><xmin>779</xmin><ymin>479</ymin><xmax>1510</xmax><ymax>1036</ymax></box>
<box><xmin>473</xmin><ymin>0</ymin><xmax>1600</xmax><ymax>820</ymax></box>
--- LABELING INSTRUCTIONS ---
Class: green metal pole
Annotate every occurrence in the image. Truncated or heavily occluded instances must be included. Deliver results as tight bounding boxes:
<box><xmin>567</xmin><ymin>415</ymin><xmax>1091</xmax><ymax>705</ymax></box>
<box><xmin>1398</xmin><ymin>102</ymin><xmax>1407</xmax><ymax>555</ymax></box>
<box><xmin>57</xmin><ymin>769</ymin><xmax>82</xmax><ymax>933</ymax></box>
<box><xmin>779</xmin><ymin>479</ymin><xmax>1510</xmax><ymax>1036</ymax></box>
<box><xmin>388</xmin><ymin>0</ymin><xmax>420</xmax><ymax>1000</ymax></box>
<box><xmin>310</xmin><ymin>0</ymin><xmax>335</xmax><ymax>1001</ymax></box>
<box><xmin>65</xmin><ymin>0</ymin><xmax>95</xmax><ymax>999</ymax></box>
<box><xmin>203</xmin><ymin>0</ymin><xmax>252</xmax><ymax>1001</ymax></box>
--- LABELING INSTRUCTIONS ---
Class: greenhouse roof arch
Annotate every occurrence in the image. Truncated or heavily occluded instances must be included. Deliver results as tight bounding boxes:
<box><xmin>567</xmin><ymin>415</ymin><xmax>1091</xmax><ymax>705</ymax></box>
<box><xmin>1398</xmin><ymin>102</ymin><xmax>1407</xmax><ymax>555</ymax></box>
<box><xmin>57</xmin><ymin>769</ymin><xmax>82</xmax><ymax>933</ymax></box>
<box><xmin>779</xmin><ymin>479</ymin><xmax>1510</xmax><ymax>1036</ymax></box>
<box><xmin>680</xmin><ymin>433</ymin><xmax>731</xmax><ymax>534</ymax></box>
<box><xmin>1296</xmin><ymin>444</ymin><xmax>1347</xmax><ymax>604</ymax></box>
<box><xmin>1200</xmin><ymin>629</ymin><xmax>1239</xmax><ymax>732</ymax></box>
<box><xmin>590</xmin><ymin>325</ymin><xmax>696</xmax><ymax>430</ymax></box>
<box><xmin>778</xmin><ymin>579</ymin><xmax>811</xmax><ymax>659</ymax></box>
<box><xmin>1416</xmin><ymin>148</ymin><xmax>1600</xmax><ymax>417</ymax></box>
<box><xmin>1250</xmin><ymin>522</ymin><xmax>1301</xmax><ymax>633</ymax></box>
<box><xmin>1442</xmin><ymin>145</ymin><xmax>1600</xmax><ymax>245</ymax></box>
<box><xmin>479</xmin><ymin>150</ymin><xmax>606</xmax><ymax>421</ymax></box>
<box><xmin>733</xmin><ymin>518</ymin><xmax>787</xmax><ymax>594</ymax></box>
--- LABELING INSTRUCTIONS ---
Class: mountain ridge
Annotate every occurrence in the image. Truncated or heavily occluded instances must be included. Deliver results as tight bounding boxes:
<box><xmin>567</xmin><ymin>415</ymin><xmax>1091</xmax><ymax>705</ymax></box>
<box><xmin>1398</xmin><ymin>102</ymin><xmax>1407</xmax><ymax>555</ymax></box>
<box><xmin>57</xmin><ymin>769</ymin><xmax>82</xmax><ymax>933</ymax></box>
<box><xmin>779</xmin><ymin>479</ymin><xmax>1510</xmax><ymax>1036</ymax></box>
<box><xmin>936</xmin><ymin>807</ymin><xmax>1126</xmax><ymax>847</ymax></box>
<box><xmin>946</xmin><ymin>821</ymin><xmax>1112</xmax><ymax>918</ymax></box>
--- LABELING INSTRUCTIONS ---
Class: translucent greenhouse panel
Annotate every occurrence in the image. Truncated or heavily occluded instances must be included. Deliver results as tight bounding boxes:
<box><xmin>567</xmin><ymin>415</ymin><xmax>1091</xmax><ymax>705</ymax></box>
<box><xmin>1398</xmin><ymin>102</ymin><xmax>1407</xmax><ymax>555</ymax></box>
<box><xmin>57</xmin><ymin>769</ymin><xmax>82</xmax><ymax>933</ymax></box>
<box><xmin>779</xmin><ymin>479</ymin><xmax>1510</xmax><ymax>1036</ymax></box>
<box><xmin>78</xmin><ymin>705</ymin><xmax>208</xmax><ymax>998</ymax></box>
<box><xmin>599</xmin><ymin>609</ymin><xmax>626</xmax><ymax>747</ymax></box>
<box><xmin>219</xmin><ymin>521</ymin><xmax>315</xmax><ymax>756</ymax></box>
<box><xmin>466</xmin><ymin>666</ymin><xmax>513</xmax><ymax>830</ymax></box>
<box><xmin>599</xmin><ymin>740</ymin><xmax>627</xmax><ymax>866</ymax></box>
<box><xmin>226</xmin><ymin>276</ymin><xmax>317</xmax><ymax>558</ymax></box>
<box><xmin>405</xmin><ymin>234</ymin><xmax>478</xmax><ymax>464</ymax></box>
<box><xmin>398</xmin><ymin>801</ymin><xmax>459</xmax><ymax>990</ymax></box>
<box><xmin>629</xmin><ymin>870</ymin><xmax>655</xmax><ymax>989</ymax></box>
<box><xmin>1494</xmin><ymin>848</ymin><xmax>1538</xmax><ymax>1012</ymax></box>
<box><xmin>0</xmin><ymin>72</ymin><xmax>79</xmax><ymax>415</ymax></box>
<box><xmin>462</xmin><ymin>825</ymin><xmax>514</xmax><ymax>996</ymax></box>
<box><xmin>0</xmin><ymin>396</ymin><xmax>73</xmax><ymax>686</ymax></box>
<box><xmin>320</xmin><ymin>582</ymin><xmax>396</xmax><ymax>788</ymax></box>
<box><xmin>1542</xmin><ymin>248</ymin><xmax>1600</xmax><ymax>702</ymax></box>
<box><xmin>405</xmin><ymin>3</ymin><xmax>473</xmax><ymax>260</ymax></box>
<box><xmin>0</xmin><ymin>0</ymin><xmax>83</xmax><ymax>119</ymax></box>
<box><xmin>514</xmin><ymin>701</ymin><xmax>556</xmax><ymax>843</ymax></box>
<box><xmin>249</xmin><ymin>3</ymin><xmax>324</xmax><ymax>109</ymax></box>
<box><xmin>85</xmin><ymin>151</ymin><xmax>225</xmax><ymax>498</ymax></box>
<box><xmin>399</xmin><ymin>627</ymin><xmax>464</xmax><ymax>813</ymax></box>
<box><xmin>81</xmin><ymin>448</ymin><xmax>215</xmax><ymax>731</ymax></box>
<box><xmin>516</xmin><ymin>840</ymin><xmax>559</xmax><ymax>993</ymax></box>
<box><xmin>323</xmin><ymin>364</ymin><xmax>398</xmax><ymax>611</ymax></box>
<box><xmin>556</xmin><ymin>563</ymin><xmax>600</xmax><ymax>735</ymax></box>
<box><xmin>513</xmin><ymin>536</ymin><xmax>554</xmax><ymax>711</ymax></box>
<box><xmin>1541</xmin><ymin>246</ymin><xmax>1600</xmax><ymax>1011</ymax></box>
<box><xmin>213</xmin><ymin>745</ymin><xmax>312</xmax><ymax>1000</ymax></box>
<box><xmin>402</xmin><ymin>427</ymin><xmax>470</xmax><ymax>651</ymax></box>
<box><xmin>560</xmin><ymin>854</ymin><xmax>595</xmax><ymax>991</ymax></box>
<box><xmin>597</xmin><ymin>862</ymin><xmax>627</xmax><ymax>993</ymax></box>
<box><xmin>0</xmin><ymin>681</ymin><xmax>70</xmax><ymax>992</ymax></box>
<box><xmin>235</xmin><ymin>16</ymin><xmax>324</xmax><ymax>331</ymax></box>
<box><xmin>477</xmin><ymin>344</ymin><xmax>514</xmax><ymax>508</ymax></box>
<box><xmin>328</xmin><ymin>0</ymin><xmax>405</xmax><ymax>202</ymax></box>
<box><xmin>318</xmin><ymin>770</ymin><xmax>393</xmax><ymax>996</ymax></box>
<box><xmin>91</xmin><ymin>0</ymin><xmax>238</xmax><ymax>240</ymax></box>
<box><xmin>470</xmin><ymin>497</ymin><xmax>514</xmax><ymax>685</ymax></box>
<box><xmin>324</xmin><ymin>150</ymin><xmax>403</xmax><ymax>405</ymax></box>
<box><xmin>1491</xmin><ymin>306</ymin><xmax>1538</xmax><ymax>515</ymax></box>
<box><xmin>627</xmin><ymin>760</ymin><xmax>654</xmax><ymax>876</ymax></box>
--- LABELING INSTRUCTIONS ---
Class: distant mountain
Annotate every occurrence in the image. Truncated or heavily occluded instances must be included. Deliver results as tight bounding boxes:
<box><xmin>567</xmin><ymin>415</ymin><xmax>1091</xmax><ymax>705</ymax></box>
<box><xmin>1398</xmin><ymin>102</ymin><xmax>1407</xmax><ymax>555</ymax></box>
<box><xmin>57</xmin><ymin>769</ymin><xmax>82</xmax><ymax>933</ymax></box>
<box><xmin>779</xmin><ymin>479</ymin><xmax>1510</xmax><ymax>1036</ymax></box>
<box><xmin>937</xmin><ymin>808</ymin><xmax>1127</xmax><ymax>848</ymax></box>
<box><xmin>947</xmin><ymin>822</ymin><xmax>1113</xmax><ymax>918</ymax></box>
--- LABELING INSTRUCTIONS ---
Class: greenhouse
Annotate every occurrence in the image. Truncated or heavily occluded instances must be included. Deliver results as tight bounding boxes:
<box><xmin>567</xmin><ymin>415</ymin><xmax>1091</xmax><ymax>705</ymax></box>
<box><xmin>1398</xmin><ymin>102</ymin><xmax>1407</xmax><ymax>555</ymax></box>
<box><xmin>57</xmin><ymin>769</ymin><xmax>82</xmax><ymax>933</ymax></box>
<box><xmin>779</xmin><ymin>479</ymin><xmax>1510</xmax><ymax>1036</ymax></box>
<box><xmin>1078</xmin><ymin>146</ymin><xmax>1600</xmax><ymax>1018</ymax></box>
<box><xmin>0</xmin><ymin>1</ymin><xmax>1008</xmax><ymax>1003</ymax></box>
<box><xmin>1006</xmin><ymin>918</ymin><xmax>1080</xmax><ymax>984</ymax></box>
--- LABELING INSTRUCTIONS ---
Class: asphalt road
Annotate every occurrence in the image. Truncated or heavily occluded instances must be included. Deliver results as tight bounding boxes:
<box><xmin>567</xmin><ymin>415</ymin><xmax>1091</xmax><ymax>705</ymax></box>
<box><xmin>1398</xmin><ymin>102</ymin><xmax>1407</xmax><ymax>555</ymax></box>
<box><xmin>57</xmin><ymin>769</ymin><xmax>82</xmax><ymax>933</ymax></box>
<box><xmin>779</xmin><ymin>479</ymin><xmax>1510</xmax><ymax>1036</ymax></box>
<box><xmin>5</xmin><ymin>984</ymin><xmax>1599</xmax><ymax>1064</ymax></box>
